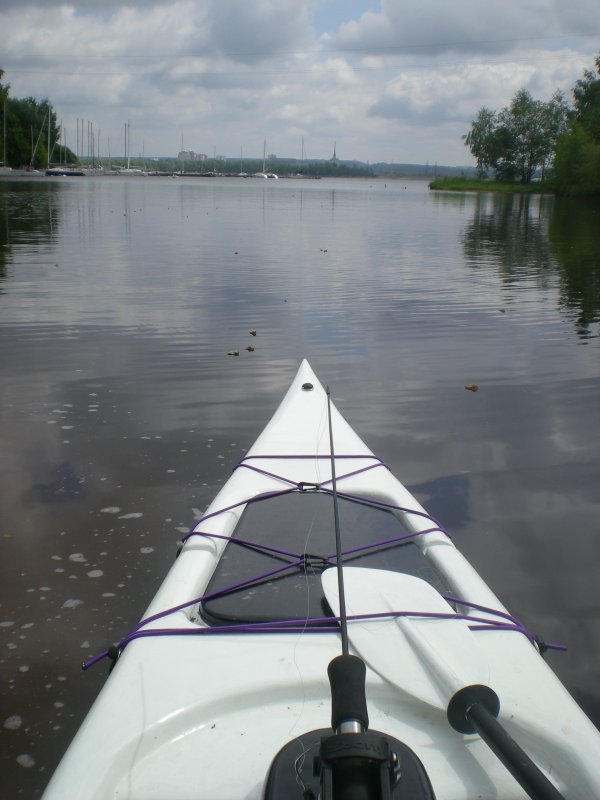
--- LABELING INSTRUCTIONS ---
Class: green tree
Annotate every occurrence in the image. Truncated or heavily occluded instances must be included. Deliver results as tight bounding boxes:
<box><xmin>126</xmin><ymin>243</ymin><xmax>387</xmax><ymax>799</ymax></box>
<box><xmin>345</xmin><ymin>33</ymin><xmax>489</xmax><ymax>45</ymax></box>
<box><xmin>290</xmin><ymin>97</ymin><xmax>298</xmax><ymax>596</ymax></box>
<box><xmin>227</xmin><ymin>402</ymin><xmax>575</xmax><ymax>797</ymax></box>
<box><xmin>552</xmin><ymin>126</ymin><xmax>600</xmax><ymax>195</ymax></box>
<box><xmin>0</xmin><ymin>69</ymin><xmax>72</xmax><ymax>168</ymax></box>
<box><xmin>497</xmin><ymin>90</ymin><xmax>568</xmax><ymax>183</ymax></box>
<box><xmin>551</xmin><ymin>53</ymin><xmax>600</xmax><ymax>195</ymax></box>
<box><xmin>573</xmin><ymin>54</ymin><xmax>600</xmax><ymax>143</ymax></box>
<box><xmin>0</xmin><ymin>69</ymin><xmax>8</xmax><ymax>167</ymax></box>
<box><xmin>463</xmin><ymin>107</ymin><xmax>504</xmax><ymax>177</ymax></box>
<box><xmin>464</xmin><ymin>89</ymin><xmax>568</xmax><ymax>183</ymax></box>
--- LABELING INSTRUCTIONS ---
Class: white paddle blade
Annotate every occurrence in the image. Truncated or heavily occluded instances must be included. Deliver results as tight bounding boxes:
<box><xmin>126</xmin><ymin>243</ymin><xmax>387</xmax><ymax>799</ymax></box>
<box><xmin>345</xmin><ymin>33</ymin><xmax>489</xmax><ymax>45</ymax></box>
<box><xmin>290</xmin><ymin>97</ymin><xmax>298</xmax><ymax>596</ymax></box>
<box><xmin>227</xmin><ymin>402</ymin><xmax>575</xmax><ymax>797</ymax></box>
<box><xmin>322</xmin><ymin>568</ymin><xmax>491</xmax><ymax>711</ymax></box>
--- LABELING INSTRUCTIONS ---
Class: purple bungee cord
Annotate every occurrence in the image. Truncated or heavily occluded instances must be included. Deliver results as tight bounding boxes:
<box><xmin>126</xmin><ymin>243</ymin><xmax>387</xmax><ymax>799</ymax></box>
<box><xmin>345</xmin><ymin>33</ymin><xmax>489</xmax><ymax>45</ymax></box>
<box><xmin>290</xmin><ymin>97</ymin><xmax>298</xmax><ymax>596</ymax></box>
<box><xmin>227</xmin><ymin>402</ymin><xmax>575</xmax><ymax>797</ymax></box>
<box><xmin>83</xmin><ymin>453</ymin><xmax>565</xmax><ymax>671</ymax></box>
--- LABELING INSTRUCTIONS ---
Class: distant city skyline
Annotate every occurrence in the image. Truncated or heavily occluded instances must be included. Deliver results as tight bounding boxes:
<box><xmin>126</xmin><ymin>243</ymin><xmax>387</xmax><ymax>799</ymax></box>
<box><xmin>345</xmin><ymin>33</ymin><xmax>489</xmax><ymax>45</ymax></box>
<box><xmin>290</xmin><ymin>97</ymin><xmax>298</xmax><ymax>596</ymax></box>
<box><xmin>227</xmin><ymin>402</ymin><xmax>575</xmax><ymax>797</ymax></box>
<box><xmin>1</xmin><ymin>1</ymin><xmax>599</xmax><ymax>165</ymax></box>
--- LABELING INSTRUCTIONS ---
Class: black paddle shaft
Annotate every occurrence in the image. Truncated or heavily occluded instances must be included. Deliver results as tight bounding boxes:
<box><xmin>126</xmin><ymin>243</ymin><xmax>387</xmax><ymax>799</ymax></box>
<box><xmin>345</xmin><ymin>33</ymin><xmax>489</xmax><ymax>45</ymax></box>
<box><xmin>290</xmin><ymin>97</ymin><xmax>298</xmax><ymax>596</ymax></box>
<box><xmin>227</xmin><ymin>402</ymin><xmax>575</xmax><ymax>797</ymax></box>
<box><xmin>448</xmin><ymin>685</ymin><xmax>565</xmax><ymax>800</ymax></box>
<box><xmin>468</xmin><ymin>703</ymin><xmax>565</xmax><ymax>800</ymax></box>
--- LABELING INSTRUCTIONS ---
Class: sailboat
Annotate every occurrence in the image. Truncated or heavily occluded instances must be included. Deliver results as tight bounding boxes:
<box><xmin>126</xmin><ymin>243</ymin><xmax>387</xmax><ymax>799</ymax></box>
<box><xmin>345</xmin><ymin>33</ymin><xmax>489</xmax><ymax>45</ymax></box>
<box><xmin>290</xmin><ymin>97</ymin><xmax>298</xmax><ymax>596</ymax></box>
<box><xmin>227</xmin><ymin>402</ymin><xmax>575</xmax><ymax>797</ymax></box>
<box><xmin>252</xmin><ymin>139</ymin><xmax>278</xmax><ymax>179</ymax></box>
<box><xmin>118</xmin><ymin>121</ymin><xmax>144</xmax><ymax>175</ymax></box>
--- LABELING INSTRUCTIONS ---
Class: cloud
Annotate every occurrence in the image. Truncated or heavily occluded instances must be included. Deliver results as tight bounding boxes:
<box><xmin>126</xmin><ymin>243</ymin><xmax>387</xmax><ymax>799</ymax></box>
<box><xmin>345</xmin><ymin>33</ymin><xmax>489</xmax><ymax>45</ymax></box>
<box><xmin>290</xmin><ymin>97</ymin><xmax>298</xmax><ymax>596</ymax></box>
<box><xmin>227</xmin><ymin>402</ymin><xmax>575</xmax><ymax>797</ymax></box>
<box><xmin>0</xmin><ymin>0</ymin><xmax>164</xmax><ymax>7</ymax></box>
<box><xmin>204</xmin><ymin>0</ymin><xmax>314</xmax><ymax>64</ymax></box>
<box><xmin>325</xmin><ymin>0</ymin><xmax>545</xmax><ymax>57</ymax></box>
<box><xmin>367</xmin><ymin>55</ymin><xmax>588</xmax><ymax>125</ymax></box>
<box><xmin>0</xmin><ymin>1</ymin><xmax>598</xmax><ymax>164</ymax></box>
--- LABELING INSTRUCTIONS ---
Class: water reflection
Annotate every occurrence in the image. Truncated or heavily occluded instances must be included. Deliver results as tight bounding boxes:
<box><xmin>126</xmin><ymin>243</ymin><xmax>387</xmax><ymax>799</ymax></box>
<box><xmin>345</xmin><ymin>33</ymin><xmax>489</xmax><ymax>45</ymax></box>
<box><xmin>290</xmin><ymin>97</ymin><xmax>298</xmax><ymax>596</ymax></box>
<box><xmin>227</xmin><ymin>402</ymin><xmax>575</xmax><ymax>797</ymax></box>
<box><xmin>0</xmin><ymin>180</ymin><xmax>63</xmax><ymax>281</ymax></box>
<box><xmin>410</xmin><ymin>473</ymin><xmax>470</xmax><ymax>531</ymax></box>
<box><xmin>462</xmin><ymin>192</ymin><xmax>553</xmax><ymax>280</ymax></box>
<box><xmin>1</xmin><ymin>177</ymin><xmax>598</xmax><ymax>797</ymax></box>
<box><xmin>23</xmin><ymin>462</ymin><xmax>88</xmax><ymax>505</ymax></box>
<box><xmin>458</xmin><ymin>191</ymin><xmax>600</xmax><ymax>339</ymax></box>
<box><xmin>548</xmin><ymin>197</ymin><xmax>600</xmax><ymax>338</ymax></box>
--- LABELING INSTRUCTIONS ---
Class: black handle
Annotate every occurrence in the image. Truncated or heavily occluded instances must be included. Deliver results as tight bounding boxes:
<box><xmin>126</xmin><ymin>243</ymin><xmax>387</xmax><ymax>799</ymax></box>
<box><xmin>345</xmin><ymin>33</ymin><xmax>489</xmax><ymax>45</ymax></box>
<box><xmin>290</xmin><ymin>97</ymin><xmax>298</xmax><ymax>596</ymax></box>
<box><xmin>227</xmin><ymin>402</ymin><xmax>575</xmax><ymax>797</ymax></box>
<box><xmin>328</xmin><ymin>654</ymin><xmax>369</xmax><ymax>732</ymax></box>
<box><xmin>448</xmin><ymin>685</ymin><xmax>565</xmax><ymax>800</ymax></box>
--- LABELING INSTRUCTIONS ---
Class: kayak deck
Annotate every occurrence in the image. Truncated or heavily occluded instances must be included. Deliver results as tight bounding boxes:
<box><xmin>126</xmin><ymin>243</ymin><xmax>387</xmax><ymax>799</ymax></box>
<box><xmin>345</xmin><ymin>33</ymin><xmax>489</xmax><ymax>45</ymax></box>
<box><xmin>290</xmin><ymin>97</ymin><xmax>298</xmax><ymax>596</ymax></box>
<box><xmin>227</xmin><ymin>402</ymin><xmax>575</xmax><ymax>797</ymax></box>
<box><xmin>41</xmin><ymin>360</ymin><xmax>600</xmax><ymax>799</ymax></box>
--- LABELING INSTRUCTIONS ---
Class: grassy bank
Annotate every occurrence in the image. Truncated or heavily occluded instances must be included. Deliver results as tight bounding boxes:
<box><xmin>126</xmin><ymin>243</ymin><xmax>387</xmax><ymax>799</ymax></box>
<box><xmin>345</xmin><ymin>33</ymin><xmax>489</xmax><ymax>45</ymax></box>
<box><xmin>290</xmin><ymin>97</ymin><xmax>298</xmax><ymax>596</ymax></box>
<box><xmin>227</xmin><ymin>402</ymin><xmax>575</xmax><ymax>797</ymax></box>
<box><xmin>429</xmin><ymin>176</ymin><xmax>553</xmax><ymax>194</ymax></box>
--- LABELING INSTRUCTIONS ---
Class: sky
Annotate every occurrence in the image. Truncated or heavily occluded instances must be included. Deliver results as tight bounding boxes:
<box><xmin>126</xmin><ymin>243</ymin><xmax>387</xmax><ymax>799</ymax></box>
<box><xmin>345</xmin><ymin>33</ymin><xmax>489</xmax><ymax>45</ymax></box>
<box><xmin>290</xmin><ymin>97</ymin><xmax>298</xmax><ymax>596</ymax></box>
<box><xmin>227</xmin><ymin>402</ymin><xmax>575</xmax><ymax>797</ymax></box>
<box><xmin>1</xmin><ymin>0</ymin><xmax>599</xmax><ymax>165</ymax></box>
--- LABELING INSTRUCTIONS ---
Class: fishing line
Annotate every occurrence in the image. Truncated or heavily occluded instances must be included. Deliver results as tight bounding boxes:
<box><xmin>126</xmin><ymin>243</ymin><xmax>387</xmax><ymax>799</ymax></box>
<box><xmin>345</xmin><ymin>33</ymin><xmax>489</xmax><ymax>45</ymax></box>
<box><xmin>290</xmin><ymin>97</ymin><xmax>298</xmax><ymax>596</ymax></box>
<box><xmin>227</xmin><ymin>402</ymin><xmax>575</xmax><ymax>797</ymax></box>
<box><xmin>326</xmin><ymin>385</ymin><xmax>349</xmax><ymax>657</ymax></box>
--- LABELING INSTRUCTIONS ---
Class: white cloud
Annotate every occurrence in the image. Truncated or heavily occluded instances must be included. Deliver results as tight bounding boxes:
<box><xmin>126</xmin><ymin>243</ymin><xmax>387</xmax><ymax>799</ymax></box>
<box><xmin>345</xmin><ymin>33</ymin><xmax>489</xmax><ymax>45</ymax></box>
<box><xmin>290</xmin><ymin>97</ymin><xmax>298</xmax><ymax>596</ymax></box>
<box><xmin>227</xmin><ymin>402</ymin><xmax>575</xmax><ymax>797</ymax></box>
<box><xmin>1</xmin><ymin>1</ymin><xmax>598</xmax><ymax>164</ymax></box>
<box><xmin>368</xmin><ymin>51</ymin><xmax>593</xmax><ymax>126</ymax></box>
<box><xmin>327</xmin><ymin>0</ymin><xmax>542</xmax><ymax>57</ymax></box>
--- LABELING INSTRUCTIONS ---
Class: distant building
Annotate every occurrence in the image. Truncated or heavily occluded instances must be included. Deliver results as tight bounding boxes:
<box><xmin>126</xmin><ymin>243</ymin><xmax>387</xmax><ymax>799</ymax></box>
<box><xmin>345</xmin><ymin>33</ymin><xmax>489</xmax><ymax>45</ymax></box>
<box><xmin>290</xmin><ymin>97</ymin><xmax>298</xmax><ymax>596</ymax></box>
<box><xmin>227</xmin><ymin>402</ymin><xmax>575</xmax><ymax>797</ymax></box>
<box><xmin>330</xmin><ymin>142</ymin><xmax>338</xmax><ymax>163</ymax></box>
<box><xmin>178</xmin><ymin>151</ymin><xmax>207</xmax><ymax>161</ymax></box>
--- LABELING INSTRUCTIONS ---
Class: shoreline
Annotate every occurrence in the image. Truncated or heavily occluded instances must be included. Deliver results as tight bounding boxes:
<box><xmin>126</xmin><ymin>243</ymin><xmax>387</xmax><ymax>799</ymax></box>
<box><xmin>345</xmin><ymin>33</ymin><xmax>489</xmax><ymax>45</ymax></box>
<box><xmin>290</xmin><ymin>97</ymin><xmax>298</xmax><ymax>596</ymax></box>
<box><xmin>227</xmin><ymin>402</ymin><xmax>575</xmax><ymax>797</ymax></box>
<box><xmin>429</xmin><ymin>176</ymin><xmax>554</xmax><ymax>195</ymax></box>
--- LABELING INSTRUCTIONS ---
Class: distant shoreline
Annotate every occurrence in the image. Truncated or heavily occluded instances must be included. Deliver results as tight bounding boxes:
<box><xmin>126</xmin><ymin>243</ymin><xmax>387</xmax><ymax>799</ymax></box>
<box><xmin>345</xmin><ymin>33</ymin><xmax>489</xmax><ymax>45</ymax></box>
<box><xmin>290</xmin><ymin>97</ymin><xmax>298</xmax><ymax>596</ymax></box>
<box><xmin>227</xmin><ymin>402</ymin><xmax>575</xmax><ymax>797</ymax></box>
<box><xmin>429</xmin><ymin>176</ymin><xmax>553</xmax><ymax>194</ymax></box>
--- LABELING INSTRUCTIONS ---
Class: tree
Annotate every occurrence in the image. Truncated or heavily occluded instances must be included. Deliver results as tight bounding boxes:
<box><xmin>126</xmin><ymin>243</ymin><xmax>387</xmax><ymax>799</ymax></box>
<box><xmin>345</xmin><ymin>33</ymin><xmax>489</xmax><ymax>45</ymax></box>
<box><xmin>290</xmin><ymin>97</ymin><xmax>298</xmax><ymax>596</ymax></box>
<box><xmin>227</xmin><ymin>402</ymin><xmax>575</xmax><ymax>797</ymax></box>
<box><xmin>0</xmin><ymin>69</ymin><xmax>8</xmax><ymax>167</ymax></box>
<box><xmin>0</xmin><ymin>69</ymin><xmax>8</xmax><ymax>101</ymax></box>
<box><xmin>463</xmin><ymin>107</ymin><xmax>504</xmax><ymax>177</ymax></box>
<box><xmin>464</xmin><ymin>89</ymin><xmax>569</xmax><ymax>183</ymax></box>
<box><xmin>573</xmin><ymin>54</ymin><xmax>600</xmax><ymax>143</ymax></box>
<box><xmin>538</xmin><ymin>91</ymin><xmax>570</xmax><ymax>178</ymax></box>
<box><xmin>0</xmin><ymin>69</ymin><xmax>73</xmax><ymax>168</ymax></box>
<box><xmin>497</xmin><ymin>89</ymin><xmax>568</xmax><ymax>183</ymax></box>
<box><xmin>551</xmin><ymin>53</ymin><xmax>600</xmax><ymax>195</ymax></box>
<box><xmin>552</xmin><ymin>125</ymin><xmax>600</xmax><ymax>195</ymax></box>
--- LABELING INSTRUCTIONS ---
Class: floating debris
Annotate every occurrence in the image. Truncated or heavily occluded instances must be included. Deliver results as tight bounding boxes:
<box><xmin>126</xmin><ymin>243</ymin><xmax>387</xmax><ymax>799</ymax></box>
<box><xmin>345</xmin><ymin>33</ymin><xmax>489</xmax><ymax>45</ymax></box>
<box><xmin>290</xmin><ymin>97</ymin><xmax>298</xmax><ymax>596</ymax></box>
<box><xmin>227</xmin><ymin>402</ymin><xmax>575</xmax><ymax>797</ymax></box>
<box><xmin>249</xmin><ymin>330</ymin><xmax>257</xmax><ymax>336</ymax></box>
<box><xmin>62</xmin><ymin>598</ymin><xmax>84</xmax><ymax>609</ymax></box>
<box><xmin>465</xmin><ymin>384</ymin><xmax>479</xmax><ymax>392</ymax></box>
<box><xmin>245</xmin><ymin>346</ymin><xmax>255</xmax><ymax>352</ymax></box>
<box><xmin>227</xmin><ymin>350</ymin><xmax>240</xmax><ymax>356</ymax></box>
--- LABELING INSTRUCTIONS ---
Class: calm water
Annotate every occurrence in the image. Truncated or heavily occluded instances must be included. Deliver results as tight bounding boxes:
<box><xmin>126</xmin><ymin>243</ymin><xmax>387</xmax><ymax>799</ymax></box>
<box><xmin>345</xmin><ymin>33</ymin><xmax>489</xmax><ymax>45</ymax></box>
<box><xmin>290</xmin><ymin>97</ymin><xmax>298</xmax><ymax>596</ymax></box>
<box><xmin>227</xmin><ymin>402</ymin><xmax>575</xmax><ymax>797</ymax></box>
<box><xmin>1</xmin><ymin>175</ymin><xmax>599</xmax><ymax>796</ymax></box>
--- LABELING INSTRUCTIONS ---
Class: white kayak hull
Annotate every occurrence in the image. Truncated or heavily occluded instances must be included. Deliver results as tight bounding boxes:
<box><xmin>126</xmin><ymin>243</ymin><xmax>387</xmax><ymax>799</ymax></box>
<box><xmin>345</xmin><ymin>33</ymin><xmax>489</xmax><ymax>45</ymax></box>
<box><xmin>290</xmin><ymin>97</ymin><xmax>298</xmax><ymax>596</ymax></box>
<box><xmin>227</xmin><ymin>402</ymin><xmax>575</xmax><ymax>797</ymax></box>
<box><xmin>42</xmin><ymin>360</ymin><xmax>600</xmax><ymax>799</ymax></box>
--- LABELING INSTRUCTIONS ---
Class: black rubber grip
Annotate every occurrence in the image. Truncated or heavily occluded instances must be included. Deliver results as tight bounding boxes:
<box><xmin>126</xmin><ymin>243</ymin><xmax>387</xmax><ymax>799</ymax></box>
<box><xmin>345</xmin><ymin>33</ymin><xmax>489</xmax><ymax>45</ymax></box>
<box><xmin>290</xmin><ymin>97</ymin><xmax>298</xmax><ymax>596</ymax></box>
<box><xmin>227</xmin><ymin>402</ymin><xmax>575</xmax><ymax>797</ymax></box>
<box><xmin>328</xmin><ymin>654</ymin><xmax>369</xmax><ymax>731</ymax></box>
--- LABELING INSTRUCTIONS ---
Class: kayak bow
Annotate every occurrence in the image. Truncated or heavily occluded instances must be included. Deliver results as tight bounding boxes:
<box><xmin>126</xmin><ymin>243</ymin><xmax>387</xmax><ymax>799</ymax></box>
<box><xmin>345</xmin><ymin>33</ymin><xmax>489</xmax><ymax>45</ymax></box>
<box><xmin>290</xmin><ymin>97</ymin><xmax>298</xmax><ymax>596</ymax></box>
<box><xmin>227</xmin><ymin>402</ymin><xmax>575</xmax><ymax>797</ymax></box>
<box><xmin>41</xmin><ymin>360</ymin><xmax>600</xmax><ymax>800</ymax></box>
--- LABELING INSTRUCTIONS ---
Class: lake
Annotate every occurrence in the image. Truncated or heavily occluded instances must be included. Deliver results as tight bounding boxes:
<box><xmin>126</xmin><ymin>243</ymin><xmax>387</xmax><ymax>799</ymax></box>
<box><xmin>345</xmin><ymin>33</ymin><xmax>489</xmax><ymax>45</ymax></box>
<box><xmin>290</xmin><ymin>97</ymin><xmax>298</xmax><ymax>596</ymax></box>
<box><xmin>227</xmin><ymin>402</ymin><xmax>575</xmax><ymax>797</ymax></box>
<box><xmin>1</xmin><ymin>174</ymin><xmax>599</xmax><ymax>797</ymax></box>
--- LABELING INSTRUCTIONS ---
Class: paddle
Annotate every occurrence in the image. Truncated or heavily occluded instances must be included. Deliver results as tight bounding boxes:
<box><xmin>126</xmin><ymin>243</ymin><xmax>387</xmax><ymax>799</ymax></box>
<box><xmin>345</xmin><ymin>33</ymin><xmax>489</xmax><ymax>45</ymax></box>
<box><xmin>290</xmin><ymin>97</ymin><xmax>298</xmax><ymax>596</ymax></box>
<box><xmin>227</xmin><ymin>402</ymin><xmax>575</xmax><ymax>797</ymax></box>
<box><xmin>322</xmin><ymin>567</ymin><xmax>565</xmax><ymax>800</ymax></box>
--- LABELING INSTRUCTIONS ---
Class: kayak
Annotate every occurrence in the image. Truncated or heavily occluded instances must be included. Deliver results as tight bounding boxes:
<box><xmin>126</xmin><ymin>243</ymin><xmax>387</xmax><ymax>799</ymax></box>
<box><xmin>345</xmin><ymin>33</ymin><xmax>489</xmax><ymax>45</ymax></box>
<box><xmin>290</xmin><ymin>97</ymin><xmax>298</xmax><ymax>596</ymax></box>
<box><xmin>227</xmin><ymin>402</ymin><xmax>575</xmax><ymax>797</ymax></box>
<box><xmin>42</xmin><ymin>360</ymin><xmax>600</xmax><ymax>799</ymax></box>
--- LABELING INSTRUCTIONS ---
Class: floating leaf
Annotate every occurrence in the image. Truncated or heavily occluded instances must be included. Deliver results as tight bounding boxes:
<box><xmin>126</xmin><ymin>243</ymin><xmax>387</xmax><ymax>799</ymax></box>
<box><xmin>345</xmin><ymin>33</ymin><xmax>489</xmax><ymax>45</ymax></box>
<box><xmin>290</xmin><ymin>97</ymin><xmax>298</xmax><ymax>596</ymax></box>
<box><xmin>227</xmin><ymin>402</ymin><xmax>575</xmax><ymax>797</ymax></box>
<box><xmin>465</xmin><ymin>384</ymin><xmax>479</xmax><ymax>392</ymax></box>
